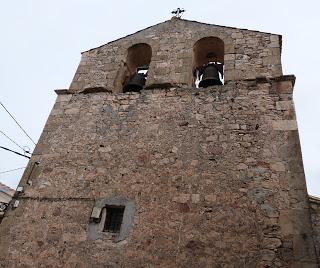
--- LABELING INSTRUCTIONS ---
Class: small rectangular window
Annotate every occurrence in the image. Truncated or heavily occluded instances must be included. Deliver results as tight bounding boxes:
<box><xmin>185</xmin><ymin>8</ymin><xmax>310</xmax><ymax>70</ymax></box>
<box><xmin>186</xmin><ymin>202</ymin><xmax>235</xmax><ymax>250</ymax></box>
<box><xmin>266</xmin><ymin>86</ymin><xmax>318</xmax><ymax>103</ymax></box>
<box><xmin>103</xmin><ymin>206</ymin><xmax>125</xmax><ymax>233</ymax></box>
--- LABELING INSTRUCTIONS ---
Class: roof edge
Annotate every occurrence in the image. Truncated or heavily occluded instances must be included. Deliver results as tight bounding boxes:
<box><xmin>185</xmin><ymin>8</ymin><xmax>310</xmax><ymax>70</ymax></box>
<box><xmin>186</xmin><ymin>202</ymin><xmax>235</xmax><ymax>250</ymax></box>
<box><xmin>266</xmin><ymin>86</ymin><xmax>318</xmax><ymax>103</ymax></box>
<box><xmin>179</xmin><ymin>18</ymin><xmax>282</xmax><ymax>36</ymax></box>
<box><xmin>81</xmin><ymin>19</ymin><xmax>171</xmax><ymax>54</ymax></box>
<box><xmin>0</xmin><ymin>182</ymin><xmax>15</xmax><ymax>197</ymax></box>
<box><xmin>309</xmin><ymin>195</ymin><xmax>320</xmax><ymax>204</ymax></box>
<box><xmin>81</xmin><ymin>18</ymin><xmax>282</xmax><ymax>54</ymax></box>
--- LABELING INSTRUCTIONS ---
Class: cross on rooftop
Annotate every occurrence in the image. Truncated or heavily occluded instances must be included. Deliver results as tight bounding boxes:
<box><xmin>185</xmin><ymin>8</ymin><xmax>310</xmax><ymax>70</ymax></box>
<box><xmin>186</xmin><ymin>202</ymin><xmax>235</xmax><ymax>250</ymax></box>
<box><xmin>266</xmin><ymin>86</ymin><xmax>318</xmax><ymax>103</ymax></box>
<box><xmin>171</xmin><ymin>8</ymin><xmax>185</xmax><ymax>18</ymax></box>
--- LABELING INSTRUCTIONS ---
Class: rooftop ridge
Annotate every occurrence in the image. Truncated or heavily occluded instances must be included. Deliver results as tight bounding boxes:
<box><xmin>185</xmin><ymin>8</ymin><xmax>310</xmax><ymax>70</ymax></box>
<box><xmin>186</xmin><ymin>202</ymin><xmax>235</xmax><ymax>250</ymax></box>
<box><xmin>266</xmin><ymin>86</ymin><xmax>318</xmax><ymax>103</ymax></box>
<box><xmin>82</xmin><ymin>18</ymin><xmax>281</xmax><ymax>54</ymax></box>
<box><xmin>0</xmin><ymin>182</ymin><xmax>15</xmax><ymax>197</ymax></box>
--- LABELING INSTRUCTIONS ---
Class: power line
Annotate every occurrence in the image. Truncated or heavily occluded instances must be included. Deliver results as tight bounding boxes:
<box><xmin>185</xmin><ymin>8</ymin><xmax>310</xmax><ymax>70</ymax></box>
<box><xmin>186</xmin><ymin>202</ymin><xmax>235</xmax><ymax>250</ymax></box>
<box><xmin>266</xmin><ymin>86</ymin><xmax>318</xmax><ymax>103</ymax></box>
<box><xmin>0</xmin><ymin>101</ymin><xmax>36</xmax><ymax>145</ymax></box>
<box><xmin>0</xmin><ymin>129</ymin><xmax>30</xmax><ymax>154</ymax></box>
<box><xmin>0</xmin><ymin>146</ymin><xmax>31</xmax><ymax>159</ymax></box>
<box><xmin>0</xmin><ymin>167</ymin><xmax>26</xmax><ymax>175</ymax></box>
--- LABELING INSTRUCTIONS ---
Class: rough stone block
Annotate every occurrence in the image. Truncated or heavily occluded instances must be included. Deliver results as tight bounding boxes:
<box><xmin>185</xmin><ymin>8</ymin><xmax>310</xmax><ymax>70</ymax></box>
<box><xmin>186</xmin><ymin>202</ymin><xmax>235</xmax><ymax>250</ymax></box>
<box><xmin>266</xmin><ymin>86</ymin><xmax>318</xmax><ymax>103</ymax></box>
<box><xmin>263</xmin><ymin>238</ymin><xmax>282</xmax><ymax>249</ymax></box>
<box><xmin>276</xmin><ymin>100</ymin><xmax>294</xmax><ymax>111</ymax></box>
<box><xmin>204</xmin><ymin>194</ymin><xmax>216</xmax><ymax>202</ymax></box>
<box><xmin>56</xmin><ymin>94</ymin><xmax>72</xmax><ymax>103</ymax></box>
<box><xmin>224</xmin><ymin>54</ymin><xmax>236</xmax><ymax>61</ymax></box>
<box><xmin>286</xmin><ymin>172</ymin><xmax>306</xmax><ymax>190</ymax></box>
<box><xmin>263</xmin><ymin>56</ymin><xmax>280</xmax><ymax>66</ymax></box>
<box><xmin>173</xmin><ymin>194</ymin><xmax>190</xmax><ymax>203</ymax></box>
<box><xmin>293</xmin><ymin>234</ymin><xmax>317</xmax><ymax>262</ymax></box>
<box><xmin>260</xmin><ymin>249</ymin><xmax>275</xmax><ymax>261</ymax></box>
<box><xmin>275</xmin><ymin>80</ymin><xmax>293</xmax><ymax>94</ymax></box>
<box><xmin>191</xmin><ymin>194</ymin><xmax>200</xmax><ymax>203</ymax></box>
<box><xmin>237</xmin><ymin>163</ymin><xmax>248</xmax><ymax>170</ymax></box>
<box><xmin>270</xmin><ymin>162</ymin><xmax>286</xmax><ymax>172</ymax></box>
<box><xmin>50</xmin><ymin>107</ymin><xmax>64</xmax><ymax>116</ymax></box>
<box><xmin>231</xmin><ymin>32</ymin><xmax>243</xmax><ymax>39</ymax></box>
<box><xmin>270</xmin><ymin>35</ymin><xmax>279</xmax><ymax>43</ymax></box>
<box><xmin>279</xmin><ymin>209</ymin><xmax>313</xmax><ymax>235</ymax></box>
<box><xmin>64</xmin><ymin>108</ymin><xmax>80</xmax><ymax>115</ymax></box>
<box><xmin>224</xmin><ymin>69</ymin><xmax>242</xmax><ymax>81</ymax></box>
<box><xmin>272</xmin><ymin>120</ymin><xmax>297</xmax><ymax>131</ymax></box>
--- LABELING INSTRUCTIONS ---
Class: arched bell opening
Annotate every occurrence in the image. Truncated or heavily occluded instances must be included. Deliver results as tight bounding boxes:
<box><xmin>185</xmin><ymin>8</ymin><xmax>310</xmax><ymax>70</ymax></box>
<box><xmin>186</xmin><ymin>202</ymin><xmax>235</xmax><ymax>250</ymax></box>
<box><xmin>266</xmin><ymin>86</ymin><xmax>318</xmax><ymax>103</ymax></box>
<box><xmin>122</xmin><ymin>43</ymin><xmax>152</xmax><ymax>93</ymax></box>
<box><xmin>193</xmin><ymin>37</ymin><xmax>225</xmax><ymax>88</ymax></box>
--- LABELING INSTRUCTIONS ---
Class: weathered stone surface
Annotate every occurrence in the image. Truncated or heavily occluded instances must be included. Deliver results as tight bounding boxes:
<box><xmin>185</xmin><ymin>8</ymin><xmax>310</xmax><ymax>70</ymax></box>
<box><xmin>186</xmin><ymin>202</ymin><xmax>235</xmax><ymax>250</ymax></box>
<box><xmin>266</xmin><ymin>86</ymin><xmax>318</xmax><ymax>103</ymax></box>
<box><xmin>279</xmin><ymin>209</ymin><xmax>313</xmax><ymax>235</ymax></box>
<box><xmin>270</xmin><ymin>162</ymin><xmax>286</xmax><ymax>172</ymax></box>
<box><xmin>56</xmin><ymin>94</ymin><xmax>72</xmax><ymax>103</ymax></box>
<box><xmin>272</xmin><ymin>120</ymin><xmax>298</xmax><ymax>131</ymax></box>
<box><xmin>67</xmin><ymin>19</ymin><xmax>282</xmax><ymax>93</ymax></box>
<box><xmin>309</xmin><ymin>196</ymin><xmax>320</xmax><ymax>262</ymax></box>
<box><xmin>0</xmin><ymin>80</ymin><xmax>315</xmax><ymax>267</ymax></box>
<box><xmin>263</xmin><ymin>237</ymin><xmax>282</xmax><ymax>249</ymax></box>
<box><xmin>276</xmin><ymin>100</ymin><xmax>294</xmax><ymax>111</ymax></box>
<box><xmin>260</xmin><ymin>249</ymin><xmax>276</xmax><ymax>261</ymax></box>
<box><xmin>0</xmin><ymin>18</ymin><xmax>318</xmax><ymax>268</ymax></box>
<box><xmin>275</xmin><ymin>80</ymin><xmax>293</xmax><ymax>94</ymax></box>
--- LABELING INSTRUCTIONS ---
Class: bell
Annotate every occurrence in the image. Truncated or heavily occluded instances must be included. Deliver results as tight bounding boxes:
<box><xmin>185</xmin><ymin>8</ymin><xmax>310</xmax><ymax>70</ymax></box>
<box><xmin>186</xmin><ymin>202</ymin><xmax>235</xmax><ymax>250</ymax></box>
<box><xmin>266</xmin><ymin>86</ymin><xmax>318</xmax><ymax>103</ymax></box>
<box><xmin>198</xmin><ymin>64</ymin><xmax>222</xmax><ymax>88</ymax></box>
<box><xmin>123</xmin><ymin>73</ymin><xmax>146</xmax><ymax>92</ymax></box>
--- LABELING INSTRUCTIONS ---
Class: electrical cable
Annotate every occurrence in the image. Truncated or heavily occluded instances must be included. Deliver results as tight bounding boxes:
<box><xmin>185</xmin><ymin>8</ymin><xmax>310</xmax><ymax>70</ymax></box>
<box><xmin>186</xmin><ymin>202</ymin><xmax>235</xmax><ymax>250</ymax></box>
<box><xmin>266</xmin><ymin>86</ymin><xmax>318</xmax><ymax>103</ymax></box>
<box><xmin>0</xmin><ymin>101</ymin><xmax>36</xmax><ymax>145</ymax></box>
<box><xmin>0</xmin><ymin>146</ymin><xmax>31</xmax><ymax>159</ymax></box>
<box><xmin>0</xmin><ymin>167</ymin><xmax>26</xmax><ymax>175</ymax></box>
<box><xmin>0</xmin><ymin>130</ymin><xmax>30</xmax><ymax>154</ymax></box>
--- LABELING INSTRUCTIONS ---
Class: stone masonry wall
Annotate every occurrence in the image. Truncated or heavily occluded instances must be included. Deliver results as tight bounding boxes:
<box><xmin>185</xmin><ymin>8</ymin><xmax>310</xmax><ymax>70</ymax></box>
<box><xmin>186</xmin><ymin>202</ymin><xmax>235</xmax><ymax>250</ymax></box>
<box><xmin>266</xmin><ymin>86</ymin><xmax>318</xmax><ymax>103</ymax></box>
<box><xmin>309</xmin><ymin>196</ymin><xmax>320</xmax><ymax>263</ymax></box>
<box><xmin>69</xmin><ymin>18</ymin><xmax>282</xmax><ymax>93</ymax></box>
<box><xmin>0</xmin><ymin>78</ymin><xmax>317</xmax><ymax>267</ymax></box>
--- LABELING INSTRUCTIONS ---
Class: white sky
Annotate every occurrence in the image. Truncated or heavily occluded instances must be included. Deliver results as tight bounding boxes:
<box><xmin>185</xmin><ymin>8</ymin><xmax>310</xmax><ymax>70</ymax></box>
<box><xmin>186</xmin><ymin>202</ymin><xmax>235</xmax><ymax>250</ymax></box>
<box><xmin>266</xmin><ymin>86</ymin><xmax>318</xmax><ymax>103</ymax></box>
<box><xmin>0</xmin><ymin>1</ymin><xmax>319</xmax><ymax>196</ymax></box>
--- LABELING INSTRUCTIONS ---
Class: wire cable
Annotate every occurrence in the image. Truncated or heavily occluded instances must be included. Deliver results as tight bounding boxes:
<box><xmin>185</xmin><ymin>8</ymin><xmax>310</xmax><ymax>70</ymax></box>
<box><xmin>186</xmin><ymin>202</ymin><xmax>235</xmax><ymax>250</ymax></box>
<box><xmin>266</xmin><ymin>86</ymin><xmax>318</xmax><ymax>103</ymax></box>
<box><xmin>0</xmin><ymin>167</ymin><xmax>26</xmax><ymax>175</ymax></box>
<box><xmin>0</xmin><ymin>101</ymin><xmax>36</xmax><ymax>145</ymax></box>
<box><xmin>0</xmin><ymin>146</ymin><xmax>31</xmax><ymax>159</ymax></box>
<box><xmin>0</xmin><ymin>130</ymin><xmax>30</xmax><ymax>154</ymax></box>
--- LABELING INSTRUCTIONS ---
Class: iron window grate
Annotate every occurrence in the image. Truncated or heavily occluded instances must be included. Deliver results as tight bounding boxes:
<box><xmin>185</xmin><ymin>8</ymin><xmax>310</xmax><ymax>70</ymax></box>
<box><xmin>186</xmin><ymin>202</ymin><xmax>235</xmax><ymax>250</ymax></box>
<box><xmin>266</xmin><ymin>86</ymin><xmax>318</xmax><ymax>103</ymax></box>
<box><xmin>103</xmin><ymin>206</ymin><xmax>125</xmax><ymax>233</ymax></box>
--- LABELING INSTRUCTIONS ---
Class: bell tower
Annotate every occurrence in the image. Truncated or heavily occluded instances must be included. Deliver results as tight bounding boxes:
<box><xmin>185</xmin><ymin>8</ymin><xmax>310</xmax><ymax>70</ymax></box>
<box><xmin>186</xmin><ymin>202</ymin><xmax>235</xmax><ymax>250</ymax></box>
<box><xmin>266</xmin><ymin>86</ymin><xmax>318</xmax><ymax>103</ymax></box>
<box><xmin>0</xmin><ymin>18</ymin><xmax>318</xmax><ymax>267</ymax></box>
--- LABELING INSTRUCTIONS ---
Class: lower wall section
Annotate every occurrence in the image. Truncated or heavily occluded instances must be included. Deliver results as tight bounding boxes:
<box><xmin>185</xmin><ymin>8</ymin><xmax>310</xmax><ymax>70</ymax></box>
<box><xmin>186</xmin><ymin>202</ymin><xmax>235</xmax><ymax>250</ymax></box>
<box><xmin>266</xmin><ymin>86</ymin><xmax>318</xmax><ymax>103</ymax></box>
<box><xmin>0</xmin><ymin>199</ymin><xmax>93</xmax><ymax>267</ymax></box>
<box><xmin>0</xmin><ymin>82</ymin><xmax>318</xmax><ymax>267</ymax></box>
<box><xmin>0</xmin><ymin>197</ymin><xmax>304</xmax><ymax>267</ymax></box>
<box><xmin>0</xmin><ymin>195</ymin><xmax>318</xmax><ymax>267</ymax></box>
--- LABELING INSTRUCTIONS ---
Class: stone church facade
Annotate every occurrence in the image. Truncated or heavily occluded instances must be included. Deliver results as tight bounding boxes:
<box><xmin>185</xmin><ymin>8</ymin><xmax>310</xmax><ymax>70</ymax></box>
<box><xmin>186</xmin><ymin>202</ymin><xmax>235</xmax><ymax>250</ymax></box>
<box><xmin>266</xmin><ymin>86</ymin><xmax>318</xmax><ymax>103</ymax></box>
<box><xmin>0</xmin><ymin>18</ymin><xmax>319</xmax><ymax>267</ymax></box>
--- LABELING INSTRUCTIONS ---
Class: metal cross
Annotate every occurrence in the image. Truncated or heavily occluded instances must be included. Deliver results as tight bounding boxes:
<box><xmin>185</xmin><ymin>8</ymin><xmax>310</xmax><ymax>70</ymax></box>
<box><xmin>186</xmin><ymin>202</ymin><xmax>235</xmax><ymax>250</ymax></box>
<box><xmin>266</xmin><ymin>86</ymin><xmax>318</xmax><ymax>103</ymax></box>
<box><xmin>171</xmin><ymin>8</ymin><xmax>185</xmax><ymax>18</ymax></box>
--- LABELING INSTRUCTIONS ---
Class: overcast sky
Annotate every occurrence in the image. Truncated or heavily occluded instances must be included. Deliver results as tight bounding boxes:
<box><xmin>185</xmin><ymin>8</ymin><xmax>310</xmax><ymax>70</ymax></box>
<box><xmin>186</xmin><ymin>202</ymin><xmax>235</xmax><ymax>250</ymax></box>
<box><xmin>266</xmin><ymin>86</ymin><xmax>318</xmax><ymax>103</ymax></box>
<box><xmin>0</xmin><ymin>1</ymin><xmax>319</xmax><ymax>196</ymax></box>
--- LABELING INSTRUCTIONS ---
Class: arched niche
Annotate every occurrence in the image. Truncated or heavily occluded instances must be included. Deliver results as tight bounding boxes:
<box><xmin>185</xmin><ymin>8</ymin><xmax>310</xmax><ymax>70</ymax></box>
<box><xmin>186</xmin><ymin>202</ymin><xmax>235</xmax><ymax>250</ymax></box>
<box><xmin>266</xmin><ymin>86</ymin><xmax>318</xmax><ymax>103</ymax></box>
<box><xmin>192</xmin><ymin>37</ymin><xmax>225</xmax><ymax>87</ymax></box>
<box><xmin>121</xmin><ymin>43</ymin><xmax>152</xmax><ymax>92</ymax></box>
<box><xmin>126</xmin><ymin>43</ymin><xmax>152</xmax><ymax>75</ymax></box>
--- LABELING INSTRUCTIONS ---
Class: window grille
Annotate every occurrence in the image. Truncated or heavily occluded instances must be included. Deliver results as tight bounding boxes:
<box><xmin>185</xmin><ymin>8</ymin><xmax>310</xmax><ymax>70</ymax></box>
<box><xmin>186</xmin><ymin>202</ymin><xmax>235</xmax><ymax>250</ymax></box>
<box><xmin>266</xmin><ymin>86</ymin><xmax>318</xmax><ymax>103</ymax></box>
<box><xmin>103</xmin><ymin>206</ymin><xmax>125</xmax><ymax>233</ymax></box>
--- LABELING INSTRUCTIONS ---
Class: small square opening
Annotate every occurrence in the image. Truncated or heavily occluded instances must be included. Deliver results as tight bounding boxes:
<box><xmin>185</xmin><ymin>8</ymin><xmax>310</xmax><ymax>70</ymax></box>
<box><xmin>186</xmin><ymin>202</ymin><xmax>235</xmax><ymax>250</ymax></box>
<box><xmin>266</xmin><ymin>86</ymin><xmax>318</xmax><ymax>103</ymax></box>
<box><xmin>103</xmin><ymin>206</ymin><xmax>125</xmax><ymax>233</ymax></box>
